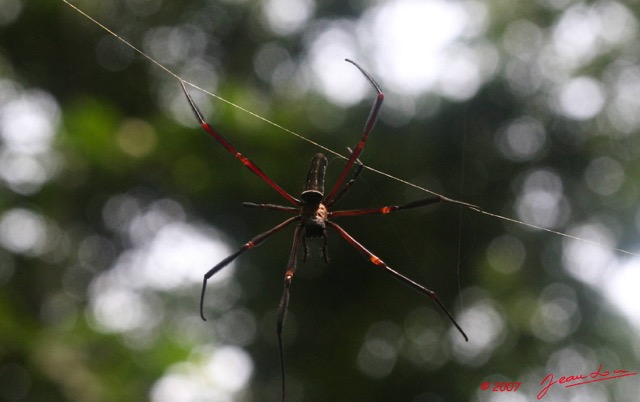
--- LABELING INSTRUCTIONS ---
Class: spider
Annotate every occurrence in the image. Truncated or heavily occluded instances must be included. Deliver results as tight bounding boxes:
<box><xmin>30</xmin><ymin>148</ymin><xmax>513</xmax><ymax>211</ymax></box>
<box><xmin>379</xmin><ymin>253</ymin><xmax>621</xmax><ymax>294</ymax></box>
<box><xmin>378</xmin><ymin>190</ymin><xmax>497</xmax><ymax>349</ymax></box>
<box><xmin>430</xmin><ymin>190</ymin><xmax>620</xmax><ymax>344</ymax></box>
<box><xmin>180</xmin><ymin>59</ymin><xmax>475</xmax><ymax>401</ymax></box>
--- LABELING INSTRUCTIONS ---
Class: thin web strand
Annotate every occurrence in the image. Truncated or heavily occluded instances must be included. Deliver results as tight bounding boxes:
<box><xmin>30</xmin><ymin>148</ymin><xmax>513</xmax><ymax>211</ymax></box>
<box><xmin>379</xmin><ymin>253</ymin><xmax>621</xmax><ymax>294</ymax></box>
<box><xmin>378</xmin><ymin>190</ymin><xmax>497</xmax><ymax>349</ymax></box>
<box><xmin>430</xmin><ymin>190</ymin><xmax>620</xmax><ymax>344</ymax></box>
<box><xmin>456</xmin><ymin>117</ymin><xmax>469</xmax><ymax>313</ymax></box>
<box><xmin>61</xmin><ymin>0</ymin><xmax>639</xmax><ymax>258</ymax></box>
<box><xmin>61</xmin><ymin>0</ymin><xmax>339</xmax><ymax>159</ymax></box>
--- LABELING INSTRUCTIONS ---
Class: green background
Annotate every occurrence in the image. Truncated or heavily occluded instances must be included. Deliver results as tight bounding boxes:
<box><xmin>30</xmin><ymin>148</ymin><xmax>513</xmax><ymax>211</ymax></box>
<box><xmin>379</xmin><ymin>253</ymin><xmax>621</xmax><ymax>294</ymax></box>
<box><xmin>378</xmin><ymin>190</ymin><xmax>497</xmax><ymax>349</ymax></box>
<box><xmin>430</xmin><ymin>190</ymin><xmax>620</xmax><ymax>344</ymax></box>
<box><xmin>0</xmin><ymin>1</ymin><xmax>639</xmax><ymax>401</ymax></box>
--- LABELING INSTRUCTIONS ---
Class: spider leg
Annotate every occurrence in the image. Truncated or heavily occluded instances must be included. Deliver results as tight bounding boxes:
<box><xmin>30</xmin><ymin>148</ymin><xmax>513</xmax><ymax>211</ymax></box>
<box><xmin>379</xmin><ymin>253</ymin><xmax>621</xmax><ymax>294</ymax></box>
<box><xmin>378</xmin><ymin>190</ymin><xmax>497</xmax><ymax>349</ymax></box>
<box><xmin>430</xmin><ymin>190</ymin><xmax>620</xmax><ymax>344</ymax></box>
<box><xmin>242</xmin><ymin>202</ymin><xmax>299</xmax><ymax>213</ymax></box>
<box><xmin>326</xmin><ymin>221</ymin><xmax>468</xmax><ymax>342</ymax></box>
<box><xmin>181</xmin><ymin>81</ymin><xmax>300</xmax><ymax>206</ymax></box>
<box><xmin>302</xmin><ymin>235</ymin><xmax>309</xmax><ymax>262</ymax></box>
<box><xmin>322</xmin><ymin>231</ymin><xmax>329</xmax><ymax>263</ymax></box>
<box><xmin>277</xmin><ymin>224</ymin><xmax>304</xmax><ymax>402</ymax></box>
<box><xmin>200</xmin><ymin>216</ymin><xmax>300</xmax><ymax>321</ymax></box>
<box><xmin>326</xmin><ymin>147</ymin><xmax>365</xmax><ymax>208</ymax></box>
<box><xmin>329</xmin><ymin>196</ymin><xmax>443</xmax><ymax>218</ymax></box>
<box><xmin>329</xmin><ymin>196</ymin><xmax>480</xmax><ymax>218</ymax></box>
<box><xmin>324</xmin><ymin>60</ymin><xmax>384</xmax><ymax>204</ymax></box>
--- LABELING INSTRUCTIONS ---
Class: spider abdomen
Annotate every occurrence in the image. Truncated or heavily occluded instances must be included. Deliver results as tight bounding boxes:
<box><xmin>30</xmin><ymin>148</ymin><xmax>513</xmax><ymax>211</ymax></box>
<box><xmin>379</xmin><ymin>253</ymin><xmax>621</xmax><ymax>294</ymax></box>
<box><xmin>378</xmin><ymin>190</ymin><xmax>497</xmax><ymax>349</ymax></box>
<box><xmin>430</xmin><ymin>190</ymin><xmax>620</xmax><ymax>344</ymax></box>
<box><xmin>301</xmin><ymin>153</ymin><xmax>328</xmax><ymax>204</ymax></box>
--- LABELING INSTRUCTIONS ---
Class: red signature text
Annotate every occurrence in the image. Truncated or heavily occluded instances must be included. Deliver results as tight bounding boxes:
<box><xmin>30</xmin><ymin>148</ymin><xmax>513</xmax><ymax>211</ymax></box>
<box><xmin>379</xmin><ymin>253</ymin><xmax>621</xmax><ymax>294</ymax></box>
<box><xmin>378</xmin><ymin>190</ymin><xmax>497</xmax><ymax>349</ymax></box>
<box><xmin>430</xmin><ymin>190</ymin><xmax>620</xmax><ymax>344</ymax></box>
<box><xmin>537</xmin><ymin>364</ymin><xmax>638</xmax><ymax>399</ymax></box>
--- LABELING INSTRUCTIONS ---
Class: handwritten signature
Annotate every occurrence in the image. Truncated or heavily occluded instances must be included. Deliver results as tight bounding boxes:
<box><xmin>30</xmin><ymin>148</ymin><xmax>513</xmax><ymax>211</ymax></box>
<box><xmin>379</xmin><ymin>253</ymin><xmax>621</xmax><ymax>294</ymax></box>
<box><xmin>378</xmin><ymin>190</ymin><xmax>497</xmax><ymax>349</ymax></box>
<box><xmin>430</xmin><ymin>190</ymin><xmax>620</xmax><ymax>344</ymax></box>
<box><xmin>537</xmin><ymin>364</ymin><xmax>638</xmax><ymax>399</ymax></box>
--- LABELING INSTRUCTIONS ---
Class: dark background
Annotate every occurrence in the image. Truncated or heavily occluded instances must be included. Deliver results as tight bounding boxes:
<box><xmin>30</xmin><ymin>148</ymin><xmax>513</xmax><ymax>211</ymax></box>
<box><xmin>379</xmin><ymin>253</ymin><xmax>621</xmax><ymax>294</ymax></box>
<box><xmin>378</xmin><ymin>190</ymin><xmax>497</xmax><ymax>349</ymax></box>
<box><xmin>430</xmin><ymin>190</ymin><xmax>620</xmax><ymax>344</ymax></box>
<box><xmin>0</xmin><ymin>0</ymin><xmax>639</xmax><ymax>401</ymax></box>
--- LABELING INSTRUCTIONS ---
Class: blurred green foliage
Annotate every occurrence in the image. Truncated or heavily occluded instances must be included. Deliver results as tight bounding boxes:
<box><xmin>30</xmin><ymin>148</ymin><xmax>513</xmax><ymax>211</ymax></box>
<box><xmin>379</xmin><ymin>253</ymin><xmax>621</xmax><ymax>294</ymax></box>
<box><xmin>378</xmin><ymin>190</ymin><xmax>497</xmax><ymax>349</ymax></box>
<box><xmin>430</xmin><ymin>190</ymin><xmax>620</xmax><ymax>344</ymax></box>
<box><xmin>0</xmin><ymin>0</ymin><xmax>639</xmax><ymax>401</ymax></box>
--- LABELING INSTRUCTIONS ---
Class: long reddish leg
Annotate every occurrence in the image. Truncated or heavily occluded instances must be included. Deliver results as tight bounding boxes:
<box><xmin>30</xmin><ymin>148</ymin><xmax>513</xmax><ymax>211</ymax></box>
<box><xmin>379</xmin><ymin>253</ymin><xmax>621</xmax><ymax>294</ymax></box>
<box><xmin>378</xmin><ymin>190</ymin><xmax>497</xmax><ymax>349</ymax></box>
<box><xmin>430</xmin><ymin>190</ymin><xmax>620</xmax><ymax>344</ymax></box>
<box><xmin>326</xmin><ymin>221</ymin><xmax>468</xmax><ymax>342</ymax></box>
<box><xmin>241</xmin><ymin>202</ymin><xmax>299</xmax><ymax>213</ymax></box>
<box><xmin>329</xmin><ymin>196</ymin><xmax>444</xmax><ymax>218</ymax></box>
<box><xmin>199</xmin><ymin>216</ymin><xmax>300</xmax><ymax>320</ymax></box>
<box><xmin>329</xmin><ymin>196</ymin><xmax>481</xmax><ymax>218</ymax></box>
<box><xmin>277</xmin><ymin>224</ymin><xmax>304</xmax><ymax>402</ymax></box>
<box><xmin>181</xmin><ymin>81</ymin><xmax>300</xmax><ymax>206</ymax></box>
<box><xmin>324</xmin><ymin>60</ymin><xmax>384</xmax><ymax>205</ymax></box>
<box><xmin>326</xmin><ymin>147</ymin><xmax>364</xmax><ymax>207</ymax></box>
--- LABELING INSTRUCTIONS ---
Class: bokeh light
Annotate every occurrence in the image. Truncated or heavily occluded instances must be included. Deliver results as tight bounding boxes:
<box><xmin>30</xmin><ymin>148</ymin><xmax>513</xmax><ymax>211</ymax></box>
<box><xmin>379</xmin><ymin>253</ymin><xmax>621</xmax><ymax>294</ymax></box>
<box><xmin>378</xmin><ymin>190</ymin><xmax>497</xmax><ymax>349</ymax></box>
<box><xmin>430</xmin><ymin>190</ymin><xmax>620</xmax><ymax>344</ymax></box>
<box><xmin>2</xmin><ymin>1</ymin><xmax>640</xmax><ymax>400</ymax></box>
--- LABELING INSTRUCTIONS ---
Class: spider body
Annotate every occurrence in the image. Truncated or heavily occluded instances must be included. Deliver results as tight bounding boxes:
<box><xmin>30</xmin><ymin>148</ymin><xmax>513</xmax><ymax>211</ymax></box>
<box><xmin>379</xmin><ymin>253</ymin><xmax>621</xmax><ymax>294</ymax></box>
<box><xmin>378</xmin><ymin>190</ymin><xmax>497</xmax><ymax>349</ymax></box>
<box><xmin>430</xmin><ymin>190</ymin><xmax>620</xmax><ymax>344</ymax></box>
<box><xmin>300</xmin><ymin>153</ymin><xmax>328</xmax><ymax>238</ymax></box>
<box><xmin>180</xmin><ymin>59</ymin><xmax>477</xmax><ymax>401</ymax></box>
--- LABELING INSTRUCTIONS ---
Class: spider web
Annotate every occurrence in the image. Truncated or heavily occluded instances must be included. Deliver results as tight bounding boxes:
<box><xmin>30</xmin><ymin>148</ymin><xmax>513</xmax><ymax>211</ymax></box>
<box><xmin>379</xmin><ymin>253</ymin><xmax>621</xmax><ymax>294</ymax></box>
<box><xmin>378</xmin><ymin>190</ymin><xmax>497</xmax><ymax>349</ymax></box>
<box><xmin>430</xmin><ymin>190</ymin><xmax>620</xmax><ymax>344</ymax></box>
<box><xmin>50</xmin><ymin>6</ymin><xmax>640</xmax><ymax>401</ymax></box>
<box><xmin>61</xmin><ymin>0</ymin><xmax>638</xmax><ymax>259</ymax></box>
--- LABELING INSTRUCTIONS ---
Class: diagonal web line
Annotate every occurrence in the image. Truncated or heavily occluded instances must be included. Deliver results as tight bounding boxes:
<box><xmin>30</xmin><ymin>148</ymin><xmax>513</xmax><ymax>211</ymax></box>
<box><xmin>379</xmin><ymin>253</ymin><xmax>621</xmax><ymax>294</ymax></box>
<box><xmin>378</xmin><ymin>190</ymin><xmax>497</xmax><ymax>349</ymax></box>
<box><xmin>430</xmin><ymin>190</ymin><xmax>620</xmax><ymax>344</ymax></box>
<box><xmin>61</xmin><ymin>0</ymin><xmax>639</xmax><ymax>258</ymax></box>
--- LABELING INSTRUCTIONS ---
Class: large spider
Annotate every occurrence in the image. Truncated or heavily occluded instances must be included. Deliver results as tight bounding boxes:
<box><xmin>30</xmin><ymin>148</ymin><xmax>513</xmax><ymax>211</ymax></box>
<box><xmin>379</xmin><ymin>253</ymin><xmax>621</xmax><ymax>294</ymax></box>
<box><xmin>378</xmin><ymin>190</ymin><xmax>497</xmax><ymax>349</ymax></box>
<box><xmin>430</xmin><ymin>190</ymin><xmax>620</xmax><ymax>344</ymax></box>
<box><xmin>180</xmin><ymin>59</ymin><xmax>474</xmax><ymax>401</ymax></box>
